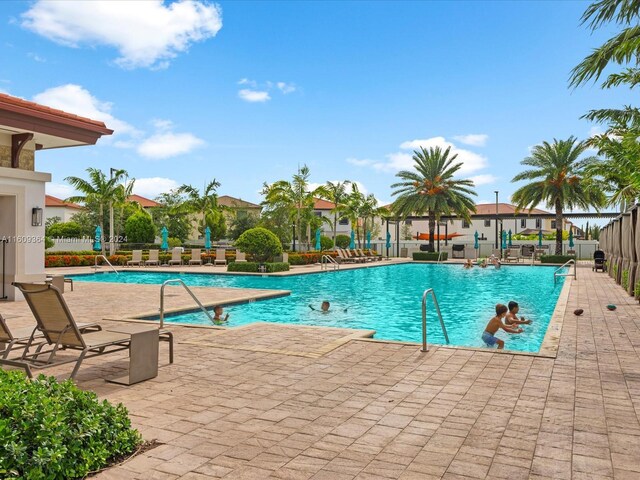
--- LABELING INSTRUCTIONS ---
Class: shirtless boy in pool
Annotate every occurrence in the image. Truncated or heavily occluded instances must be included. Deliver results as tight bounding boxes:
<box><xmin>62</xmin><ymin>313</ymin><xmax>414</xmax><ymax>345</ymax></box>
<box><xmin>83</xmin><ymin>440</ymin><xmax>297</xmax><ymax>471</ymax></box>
<box><xmin>482</xmin><ymin>304</ymin><xmax>523</xmax><ymax>349</ymax></box>
<box><xmin>505</xmin><ymin>301</ymin><xmax>532</xmax><ymax>326</ymax></box>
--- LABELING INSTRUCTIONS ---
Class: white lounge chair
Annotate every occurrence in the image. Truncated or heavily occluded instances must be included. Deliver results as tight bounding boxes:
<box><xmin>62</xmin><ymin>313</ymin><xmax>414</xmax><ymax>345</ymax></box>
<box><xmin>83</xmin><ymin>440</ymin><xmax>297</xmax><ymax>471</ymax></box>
<box><xmin>127</xmin><ymin>250</ymin><xmax>143</xmax><ymax>266</ymax></box>
<box><xmin>168</xmin><ymin>247</ymin><xmax>183</xmax><ymax>266</ymax></box>
<box><xmin>189</xmin><ymin>249</ymin><xmax>202</xmax><ymax>266</ymax></box>
<box><xmin>145</xmin><ymin>250</ymin><xmax>160</xmax><ymax>267</ymax></box>
<box><xmin>505</xmin><ymin>248</ymin><xmax>521</xmax><ymax>263</ymax></box>
<box><xmin>235</xmin><ymin>250</ymin><xmax>247</xmax><ymax>262</ymax></box>
<box><xmin>214</xmin><ymin>248</ymin><xmax>227</xmax><ymax>266</ymax></box>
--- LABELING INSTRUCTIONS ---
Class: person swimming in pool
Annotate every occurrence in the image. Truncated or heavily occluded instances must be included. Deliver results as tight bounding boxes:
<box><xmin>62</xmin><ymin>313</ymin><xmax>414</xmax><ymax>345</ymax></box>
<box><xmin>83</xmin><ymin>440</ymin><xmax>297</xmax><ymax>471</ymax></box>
<box><xmin>505</xmin><ymin>301</ymin><xmax>532</xmax><ymax>326</ymax></box>
<box><xmin>213</xmin><ymin>305</ymin><xmax>229</xmax><ymax>324</ymax></box>
<box><xmin>309</xmin><ymin>301</ymin><xmax>331</xmax><ymax>313</ymax></box>
<box><xmin>481</xmin><ymin>303</ymin><xmax>523</xmax><ymax>349</ymax></box>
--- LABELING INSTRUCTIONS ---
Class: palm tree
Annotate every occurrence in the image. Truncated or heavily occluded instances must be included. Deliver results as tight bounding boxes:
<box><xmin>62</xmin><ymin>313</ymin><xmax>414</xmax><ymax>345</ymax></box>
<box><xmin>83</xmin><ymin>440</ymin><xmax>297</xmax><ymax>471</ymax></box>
<box><xmin>341</xmin><ymin>184</ymin><xmax>365</xmax><ymax>247</ymax></box>
<box><xmin>113</xmin><ymin>175</ymin><xmax>136</xmax><ymax>241</ymax></box>
<box><xmin>391</xmin><ymin>146</ymin><xmax>476</xmax><ymax>251</ymax></box>
<box><xmin>65</xmin><ymin>167</ymin><xmax>128</xmax><ymax>255</ymax></box>
<box><xmin>178</xmin><ymin>180</ymin><xmax>225</xmax><ymax>239</ymax></box>
<box><xmin>511</xmin><ymin>137</ymin><xmax>605</xmax><ymax>255</ymax></box>
<box><xmin>316</xmin><ymin>180</ymin><xmax>351</xmax><ymax>249</ymax></box>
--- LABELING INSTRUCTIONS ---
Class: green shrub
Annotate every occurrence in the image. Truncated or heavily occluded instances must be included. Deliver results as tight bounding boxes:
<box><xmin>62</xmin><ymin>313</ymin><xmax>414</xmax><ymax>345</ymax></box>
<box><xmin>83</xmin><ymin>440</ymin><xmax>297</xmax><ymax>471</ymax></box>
<box><xmin>44</xmin><ymin>236</ymin><xmax>54</xmax><ymax>250</ymax></box>
<box><xmin>335</xmin><ymin>234</ymin><xmax>350</xmax><ymax>249</ymax></box>
<box><xmin>320</xmin><ymin>236</ymin><xmax>334</xmax><ymax>251</ymax></box>
<box><xmin>539</xmin><ymin>254</ymin><xmax>576</xmax><ymax>264</ymax></box>
<box><xmin>0</xmin><ymin>370</ymin><xmax>141</xmax><ymax>479</ymax></box>
<box><xmin>227</xmin><ymin>261</ymin><xmax>290</xmax><ymax>273</ymax></box>
<box><xmin>635</xmin><ymin>281</ymin><xmax>640</xmax><ymax>299</ymax></box>
<box><xmin>125</xmin><ymin>212</ymin><xmax>156</xmax><ymax>243</ymax></box>
<box><xmin>167</xmin><ymin>237</ymin><xmax>182</xmax><ymax>248</ymax></box>
<box><xmin>412</xmin><ymin>252</ymin><xmax>448</xmax><ymax>261</ymax></box>
<box><xmin>622</xmin><ymin>269</ymin><xmax>630</xmax><ymax>290</ymax></box>
<box><xmin>235</xmin><ymin>227</ymin><xmax>282</xmax><ymax>263</ymax></box>
<box><xmin>613</xmin><ymin>263</ymin><xmax>619</xmax><ymax>279</ymax></box>
<box><xmin>45</xmin><ymin>221</ymin><xmax>84</xmax><ymax>238</ymax></box>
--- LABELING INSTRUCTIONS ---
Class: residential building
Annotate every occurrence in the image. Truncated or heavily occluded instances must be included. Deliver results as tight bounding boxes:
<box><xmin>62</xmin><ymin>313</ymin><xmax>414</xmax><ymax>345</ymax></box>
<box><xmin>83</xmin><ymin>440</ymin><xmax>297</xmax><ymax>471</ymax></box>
<box><xmin>313</xmin><ymin>198</ymin><xmax>351</xmax><ymax>235</ymax></box>
<box><xmin>0</xmin><ymin>93</ymin><xmax>112</xmax><ymax>300</ymax></box>
<box><xmin>187</xmin><ymin>195</ymin><xmax>262</xmax><ymax>241</ymax></box>
<box><xmin>127</xmin><ymin>194</ymin><xmax>161</xmax><ymax>210</ymax></box>
<box><xmin>44</xmin><ymin>195</ymin><xmax>82</xmax><ymax>223</ymax></box>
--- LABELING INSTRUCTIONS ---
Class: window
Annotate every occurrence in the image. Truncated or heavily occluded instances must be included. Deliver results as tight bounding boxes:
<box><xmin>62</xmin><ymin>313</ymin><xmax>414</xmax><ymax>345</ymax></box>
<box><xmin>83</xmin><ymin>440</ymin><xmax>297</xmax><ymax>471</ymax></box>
<box><xmin>236</xmin><ymin>210</ymin><xmax>248</xmax><ymax>220</ymax></box>
<box><xmin>339</xmin><ymin>217</ymin><xmax>349</xmax><ymax>225</ymax></box>
<box><xmin>405</xmin><ymin>220</ymin><xmax>412</xmax><ymax>225</ymax></box>
<box><xmin>535</xmin><ymin>219</ymin><xmax>541</xmax><ymax>229</ymax></box>
<box><xmin>520</xmin><ymin>218</ymin><xmax>526</xmax><ymax>228</ymax></box>
<box><xmin>551</xmin><ymin>220</ymin><xmax>557</xmax><ymax>229</ymax></box>
<box><xmin>462</xmin><ymin>220</ymin><xmax>470</xmax><ymax>228</ymax></box>
<box><xmin>484</xmin><ymin>219</ymin><xmax>491</xmax><ymax>227</ymax></box>
<box><xmin>314</xmin><ymin>211</ymin><xmax>323</xmax><ymax>217</ymax></box>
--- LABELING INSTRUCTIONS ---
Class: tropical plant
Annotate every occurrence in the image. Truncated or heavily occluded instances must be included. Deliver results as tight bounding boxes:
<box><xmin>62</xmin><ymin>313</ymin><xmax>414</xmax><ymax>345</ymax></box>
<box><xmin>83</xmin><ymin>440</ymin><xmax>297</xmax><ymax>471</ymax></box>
<box><xmin>391</xmin><ymin>146</ymin><xmax>477</xmax><ymax>250</ymax></box>
<box><xmin>46</xmin><ymin>221</ymin><xmax>84</xmax><ymax>238</ymax></box>
<box><xmin>153</xmin><ymin>190</ymin><xmax>192</xmax><ymax>241</ymax></box>
<box><xmin>178</xmin><ymin>180</ymin><xmax>226</xmax><ymax>240</ymax></box>
<box><xmin>124</xmin><ymin>211</ymin><xmax>156</xmax><ymax>243</ymax></box>
<box><xmin>228</xmin><ymin>214</ymin><xmax>259</xmax><ymax>240</ymax></box>
<box><xmin>316</xmin><ymin>180</ymin><xmax>351</xmax><ymax>248</ymax></box>
<box><xmin>65</xmin><ymin>167</ymin><xmax>128</xmax><ymax>255</ymax></box>
<box><xmin>320</xmin><ymin>235</ymin><xmax>334</xmax><ymax>251</ymax></box>
<box><xmin>511</xmin><ymin>137</ymin><xmax>605</xmax><ymax>255</ymax></box>
<box><xmin>235</xmin><ymin>227</ymin><xmax>283</xmax><ymax>263</ymax></box>
<box><xmin>335</xmin><ymin>234</ymin><xmax>351</xmax><ymax>248</ymax></box>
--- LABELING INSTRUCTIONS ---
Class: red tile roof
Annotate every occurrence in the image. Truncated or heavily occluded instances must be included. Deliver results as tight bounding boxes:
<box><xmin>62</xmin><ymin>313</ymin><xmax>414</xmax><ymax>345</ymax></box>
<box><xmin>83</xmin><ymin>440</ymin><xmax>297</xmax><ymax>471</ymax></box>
<box><xmin>474</xmin><ymin>203</ymin><xmax>550</xmax><ymax>215</ymax></box>
<box><xmin>313</xmin><ymin>198</ymin><xmax>336</xmax><ymax>210</ymax></box>
<box><xmin>128</xmin><ymin>194</ymin><xmax>161</xmax><ymax>208</ymax></box>
<box><xmin>45</xmin><ymin>195</ymin><xmax>81</xmax><ymax>209</ymax></box>
<box><xmin>0</xmin><ymin>93</ymin><xmax>113</xmax><ymax>134</ymax></box>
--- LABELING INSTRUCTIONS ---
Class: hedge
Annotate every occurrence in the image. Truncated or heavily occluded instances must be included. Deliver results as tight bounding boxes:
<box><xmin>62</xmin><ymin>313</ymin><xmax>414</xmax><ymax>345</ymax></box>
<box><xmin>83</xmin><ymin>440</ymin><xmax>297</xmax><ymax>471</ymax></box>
<box><xmin>413</xmin><ymin>252</ymin><xmax>449</xmax><ymax>261</ymax></box>
<box><xmin>227</xmin><ymin>262</ymin><xmax>290</xmax><ymax>273</ymax></box>
<box><xmin>539</xmin><ymin>254</ymin><xmax>576</xmax><ymax>264</ymax></box>
<box><xmin>45</xmin><ymin>251</ymin><xmax>241</xmax><ymax>268</ymax></box>
<box><xmin>0</xmin><ymin>370</ymin><xmax>140</xmax><ymax>479</ymax></box>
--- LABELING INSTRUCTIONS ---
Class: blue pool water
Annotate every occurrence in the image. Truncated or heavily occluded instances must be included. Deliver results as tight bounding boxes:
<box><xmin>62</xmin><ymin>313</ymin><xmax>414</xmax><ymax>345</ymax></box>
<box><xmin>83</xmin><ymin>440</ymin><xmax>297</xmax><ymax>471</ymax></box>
<box><xmin>71</xmin><ymin>264</ymin><xmax>565</xmax><ymax>352</ymax></box>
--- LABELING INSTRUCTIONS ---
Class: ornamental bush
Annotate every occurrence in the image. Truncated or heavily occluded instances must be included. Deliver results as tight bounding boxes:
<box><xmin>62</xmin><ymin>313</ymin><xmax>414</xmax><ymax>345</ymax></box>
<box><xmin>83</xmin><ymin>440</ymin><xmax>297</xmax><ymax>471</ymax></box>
<box><xmin>124</xmin><ymin>212</ymin><xmax>156</xmax><ymax>244</ymax></box>
<box><xmin>539</xmin><ymin>254</ymin><xmax>576</xmax><ymax>264</ymax></box>
<box><xmin>235</xmin><ymin>227</ymin><xmax>282</xmax><ymax>263</ymax></box>
<box><xmin>0</xmin><ymin>370</ymin><xmax>141</xmax><ymax>479</ymax></box>
<box><xmin>45</xmin><ymin>221</ymin><xmax>85</xmax><ymax>239</ymax></box>
<box><xmin>335</xmin><ymin>234</ymin><xmax>351</xmax><ymax>249</ymax></box>
<box><xmin>320</xmin><ymin>236</ymin><xmax>334</xmax><ymax>251</ymax></box>
<box><xmin>227</xmin><ymin>261</ymin><xmax>289</xmax><ymax>273</ymax></box>
<box><xmin>412</xmin><ymin>252</ymin><xmax>449</xmax><ymax>261</ymax></box>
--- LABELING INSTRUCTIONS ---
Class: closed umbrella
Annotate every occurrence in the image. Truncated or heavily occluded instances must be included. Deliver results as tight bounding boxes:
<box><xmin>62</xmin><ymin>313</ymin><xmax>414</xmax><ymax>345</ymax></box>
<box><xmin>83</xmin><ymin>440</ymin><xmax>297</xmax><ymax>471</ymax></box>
<box><xmin>502</xmin><ymin>230</ymin><xmax>507</xmax><ymax>250</ymax></box>
<box><xmin>386</xmin><ymin>231</ymin><xmax>391</xmax><ymax>249</ymax></box>
<box><xmin>93</xmin><ymin>225</ymin><xmax>102</xmax><ymax>252</ymax></box>
<box><xmin>315</xmin><ymin>228</ymin><xmax>321</xmax><ymax>251</ymax></box>
<box><xmin>349</xmin><ymin>230</ymin><xmax>355</xmax><ymax>249</ymax></box>
<box><xmin>161</xmin><ymin>226</ymin><xmax>169</xmax><ymax>251</ymax></box>
<box><xmin>569</xmin><ymin>230</ymin><xmax>574</xmax><ymax>248</ymax></box>
<box><xmin>508</xmin><ymin>229</ymin><xmax>513</xmax><ymax>247</ymax></box>
<box><xmin>204</xmin><ymin>226</ymin><xmax>211</xmax><ymax>250</ymax></box>
<box><xmin>366</xmin><ymin>231</ymin><xmax>371</xmax><ymax>249</ymax></box>
<box><xmin>474</xmin><ymin>231</ymin><xmax>479</xmax><ymax>259</ymax></box>
<box><xmin>538</xmin><ymin>228</ymin><xmax>543</xmax><ymax>247</ymax></box>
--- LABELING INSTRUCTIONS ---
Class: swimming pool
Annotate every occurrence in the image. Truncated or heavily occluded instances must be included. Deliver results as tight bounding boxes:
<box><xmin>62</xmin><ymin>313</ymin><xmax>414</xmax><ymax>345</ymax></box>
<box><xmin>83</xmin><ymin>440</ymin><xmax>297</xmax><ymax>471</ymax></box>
<box><xmin>71</xmin><ymin>264</ymin><xmax>566</xmax><ymax>352</ymax></box>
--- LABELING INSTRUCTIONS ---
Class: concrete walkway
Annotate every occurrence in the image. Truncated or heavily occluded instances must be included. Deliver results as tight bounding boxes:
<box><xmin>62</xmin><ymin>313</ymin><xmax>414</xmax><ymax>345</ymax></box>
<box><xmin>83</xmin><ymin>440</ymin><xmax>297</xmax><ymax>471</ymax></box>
<box><xmin>2</xmin><ymin>265</ymin><xmax>640</xmax><ymax>479</ymax></box>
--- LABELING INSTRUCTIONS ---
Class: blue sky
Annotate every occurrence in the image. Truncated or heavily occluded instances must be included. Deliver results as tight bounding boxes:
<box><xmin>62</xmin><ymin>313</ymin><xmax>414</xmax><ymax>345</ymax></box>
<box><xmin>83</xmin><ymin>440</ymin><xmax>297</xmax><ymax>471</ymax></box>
<box><xmin>0</xmin><ymin>0</ymin><xmax>627</xmax><ymax>213</ymax></box>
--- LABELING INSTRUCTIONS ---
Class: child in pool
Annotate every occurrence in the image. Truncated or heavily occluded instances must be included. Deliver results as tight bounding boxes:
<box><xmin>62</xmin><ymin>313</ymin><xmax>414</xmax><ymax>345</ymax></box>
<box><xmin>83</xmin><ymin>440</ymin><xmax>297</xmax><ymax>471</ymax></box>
<box><xmin>213</xmin><ymin>305</ymin><xmax>229</xmax><ymax>324</ymax></box>
<box><xmin>505</xmin><ymin>301</ymin><xmax>532</xmax><ymax>326</ymax></box>
<box><xmin>481</xmin><ymin>304</ymin><xmax>523</xmax><ymax>349</ymax></box>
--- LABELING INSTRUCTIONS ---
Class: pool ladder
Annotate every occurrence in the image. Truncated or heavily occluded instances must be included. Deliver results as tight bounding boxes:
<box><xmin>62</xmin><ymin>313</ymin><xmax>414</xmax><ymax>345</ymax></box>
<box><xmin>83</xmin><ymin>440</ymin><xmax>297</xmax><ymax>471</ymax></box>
<box><xmin>92</xmin><ymin>255</ymin><xmax>119</xmax><ymax>274</ymax></box>
<box><xmin>554</xmin><ymin>259</ymin><xmax>576</xmax><ymax>284</ymax></box>
<box><xmin>321</xmin><ymin>254</ymin><xmax>339</xmax><ymax>271</ymax></box>
<box><xmin>421</xmin><ymin>288</ymin><xmax>449</xmax><ymax>352</ymax></box>
<box><xmin>159</xmin><ymin>279</ymin><xmax>215</xmax><ymax>328</ymax></box>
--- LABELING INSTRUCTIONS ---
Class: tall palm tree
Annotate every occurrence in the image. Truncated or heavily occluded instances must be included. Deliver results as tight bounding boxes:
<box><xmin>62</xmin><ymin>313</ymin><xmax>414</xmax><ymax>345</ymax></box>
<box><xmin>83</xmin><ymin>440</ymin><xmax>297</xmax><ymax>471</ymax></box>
<box><xmin>178</xmin><ymin>180</ymin><xmax>224</xmax><ymax>239</ymax></box>
<box><xmin>511</xmin><ymin>137</ymin><xmax>605</xmax><ymax>255</ymax></box>
<box><xmin>391</xmin><ymin>146</ymin><xmax>476</xmax><ymax>251</ymax></box>
<box><xmin>65</xmin><ymin>167</ymin><xmax>128</xmax><ymax>255</ymax></box>
<box><xmin>342</xmin><ymin>184</ymin><xmax>365</xmax><ymax>247</ymax></box>
<box><xmin>316</xmin><ymin>180</ymin><xmax>351</xmax><ymax>248</ymax></box>
<box><xmin>113</xmin><ymin>175</ymin><xmax>136</xmax><ymax>241</ymax></box>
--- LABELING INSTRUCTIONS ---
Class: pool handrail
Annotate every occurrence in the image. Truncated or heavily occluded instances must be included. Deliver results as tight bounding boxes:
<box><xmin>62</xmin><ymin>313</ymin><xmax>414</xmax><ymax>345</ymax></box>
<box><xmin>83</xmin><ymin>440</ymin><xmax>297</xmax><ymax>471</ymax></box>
<box><xmin>421</xmin><ymin>288</ymin><xmax>449</xmax><ymax>352</ymax></box>
<box><xmin>159</xmin><ymin>279</ymin><xmax>214</xmax><ymax>328</ymax></box>
<box><xmin>553</xmin><ymin>259</ymin><xmax>576</xmax><ymax>283</ymax></box>
<box><xmin>321</xmin><ymin>254</ymin><xmax>339</xmax><ymax>271</ymax></box>
<box><xmin>93</xmin><ymin>255</ymin><xmax>119</xmax><ymax>274</ymax></box>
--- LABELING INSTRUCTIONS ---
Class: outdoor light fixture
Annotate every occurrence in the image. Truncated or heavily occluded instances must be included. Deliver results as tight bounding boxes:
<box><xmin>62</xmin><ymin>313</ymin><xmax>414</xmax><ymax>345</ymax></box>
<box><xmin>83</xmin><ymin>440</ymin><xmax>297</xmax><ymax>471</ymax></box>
<box><xmin>31</xmin><ymin>207</ymin><xmax>43</xmax><ymax>226</ymax></box>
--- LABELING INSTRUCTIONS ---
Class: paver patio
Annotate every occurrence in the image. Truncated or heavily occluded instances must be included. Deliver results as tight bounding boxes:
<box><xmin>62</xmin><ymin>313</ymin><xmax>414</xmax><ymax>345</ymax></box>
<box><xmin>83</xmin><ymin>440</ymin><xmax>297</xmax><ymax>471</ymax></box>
<box><xmin>2</xmin><ymin>264</ymin><xmax>639</xmax><ymax>479</ymax></box>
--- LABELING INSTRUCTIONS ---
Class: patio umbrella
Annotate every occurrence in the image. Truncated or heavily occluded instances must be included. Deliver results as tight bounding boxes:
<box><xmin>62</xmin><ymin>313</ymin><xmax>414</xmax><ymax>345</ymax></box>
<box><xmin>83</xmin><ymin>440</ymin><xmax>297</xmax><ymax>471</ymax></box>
<box><xmin>366</xmin><ymin>231</ymin><xmax>371</xmax><ymax>249</ymax></box>
<box><xmin>501</xmin><ymin>230</ymin><xmax>507</xmax><ymax>250</ymax></box>
<box><xmin>349</xmin><ymin>230</ymin><xmax>355</xmax><ymax>249</ymax></box>
<box><xmin>386</xmin><ymin>231</ymin><xmax>391</xmax><ymax>249</ymax></box>
<box><xmin>474</xmin><ymin>231</ymin><xmax>479</xmax><ymax>250</ymax></box>
<box><xmin>204</xmin><ymin>226</ymin><xmax>211</xmax><ymax>250</ymax></box>
<box><xmin>569</xmin><ymin>230</ymin><xmax>574</xmax><ymax>248</ymax></box>
<box><xmin>315</xmin><ymin>228</ymin><xmax>321</xmax><ymax>251</ymax></box>
<box><xmin>93</xmin><ymin>225</ymin><xmax>102</xmax><ymax>252</ymax></box>
<box><xmin>161</xmin><ymin>226</ymin><xmax>169</xmax><ymax>251</ymax></box>
<box><xmin>538</xmin><ymin>228</ymin><xmax>543</xmax><ymax>247</ymax></box>
<box><xmin>508</xmin><ymin>229</ymin><xmax>513</xmax><ymax>247</ymax></box>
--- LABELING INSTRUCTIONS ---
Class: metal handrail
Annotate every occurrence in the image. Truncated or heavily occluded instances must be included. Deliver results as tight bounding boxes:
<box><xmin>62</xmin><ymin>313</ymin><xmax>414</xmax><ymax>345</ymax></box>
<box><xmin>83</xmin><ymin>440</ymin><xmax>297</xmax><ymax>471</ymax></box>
<box><xmin>93</xmin><ymin>255</ymin><xmax>119</xmax><ymax>274</ymax></box>
<box><xmin>437</xmin><ymin>251</ymin><xmax>445</xmax><ymax>264</ymax></box>
<box><xmin>554</xmin><ymin>259</ymin><xmax>576</xmax><ymax>283</ymax></box>
<box><xmin>159</xmin><ymin>279</ymin><xmax>214</xmax><ymax>328</ymax></box>
<box><xmin>321</xmin><ymin>254</ymin><xmax>339</xmax><ymax>271</ymax></box>
<box><xmin>421</xmin><ymin>288</ymin><xmax>449</xmax><ymax>352</ymax></box>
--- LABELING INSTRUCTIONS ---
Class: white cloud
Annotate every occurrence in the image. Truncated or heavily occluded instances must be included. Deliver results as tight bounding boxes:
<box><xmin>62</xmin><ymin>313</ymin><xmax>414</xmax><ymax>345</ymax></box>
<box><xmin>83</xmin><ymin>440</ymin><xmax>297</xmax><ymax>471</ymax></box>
<box><xmin>137</xmin><ymin>132</ymin><xmax>204</xmax><ymax>159</ymax></box>
<box><xmin>238</xmin><ymin>89</ymin><xmax>270</xmax><ymax>103</ymax></box>
<box><xmin>151</xmin><ymin>118</ymin><xmax>174</xmax><ymax>131</ymax></box>
<box><xmin>238</xmin><ymin>78</ymin><xmax>257</xmax><ymax>87</ymax></box>
<box><xmin>27</xmin><ymin>52</ymin><xmax>46</xmax><ymax>62</ymax></box>
<box><xmin>452</xmin><ymin>134</ymin><xmax>488</xmax><ymax>147</ymax></box>
<box><xmin>469</xmin><ymin>174</ymin><xmax>498</xmax><ymax>186</ymax></box>
<box><xmin>32</xmin><ymin>84</ymin><xmax>137</xmax><ymax>137</ymax></box>
<box><xmin>588</xmin><ymin>125</ymin><xmax>604</xmax><ymax>137</ymax></box>
<box><xmin>133</xmin><ymin>177</ymin><xmax>179</xmax><ymax>198</ymax></box>
<box><xmin>346</xmin><ymin>157</ymin><xmax>374</xmax><ymax>167</ymax></box>
<box><xmin>21</xmin><ymin>0</ymin><xmax>222</xmax><ymax>69</ymax></box>
<box><xmin>46</xmin><ymin>182</ymin><xmax>75</xmax><ymax>199</ymax></box>
<box><xmin>397</xmin><ymin>136</ymin><xmax>488</xmax><ymax>174</ymax></box>
<box><xmin>277</xmin><ymin>82</ymin><xmax>296</xmax><ymax>94</ymax></box>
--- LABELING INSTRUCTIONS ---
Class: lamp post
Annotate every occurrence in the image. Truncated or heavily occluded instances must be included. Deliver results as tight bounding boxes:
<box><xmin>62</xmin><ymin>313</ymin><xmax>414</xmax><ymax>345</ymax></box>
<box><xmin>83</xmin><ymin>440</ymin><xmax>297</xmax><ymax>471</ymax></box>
<box><xmin>109</xmin><ymin>168</ymin><xmax>117</xmax><ymax>256</ymax></box>
<box><xmin>292</xmin><ymin>223</ymin><xmax>296</xmax><ymax>252</ymax></box>
<box><xmin>494</xmin><ymin>191</ymin><xmax>499</xmax><ymax>250</ymax></box>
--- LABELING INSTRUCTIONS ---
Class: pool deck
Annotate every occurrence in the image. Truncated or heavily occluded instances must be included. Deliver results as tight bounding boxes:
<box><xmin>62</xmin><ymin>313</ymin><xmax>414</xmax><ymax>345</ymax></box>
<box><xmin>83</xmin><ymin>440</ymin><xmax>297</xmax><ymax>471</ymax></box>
<box><xmin>2</xmin><ymin>263</ymin><xmax>640</xmax><ymax>479</ymax></box>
